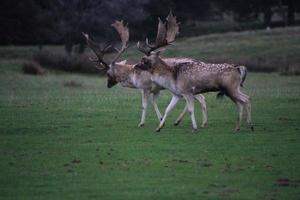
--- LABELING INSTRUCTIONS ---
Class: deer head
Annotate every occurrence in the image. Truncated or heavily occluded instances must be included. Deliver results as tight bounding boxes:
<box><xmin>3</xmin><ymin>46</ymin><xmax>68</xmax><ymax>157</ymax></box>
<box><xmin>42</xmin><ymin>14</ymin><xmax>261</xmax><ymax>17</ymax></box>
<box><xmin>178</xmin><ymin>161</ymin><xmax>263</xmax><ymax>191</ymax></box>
<box><xmin>83</xmin><ymin>20</ymin><xmax>129</xmax><ymax>88</ymax></box>
<box><xmin>136</xmin><ymin>11</ymin><xmax>179</xmax><ymax>71</ymax></box>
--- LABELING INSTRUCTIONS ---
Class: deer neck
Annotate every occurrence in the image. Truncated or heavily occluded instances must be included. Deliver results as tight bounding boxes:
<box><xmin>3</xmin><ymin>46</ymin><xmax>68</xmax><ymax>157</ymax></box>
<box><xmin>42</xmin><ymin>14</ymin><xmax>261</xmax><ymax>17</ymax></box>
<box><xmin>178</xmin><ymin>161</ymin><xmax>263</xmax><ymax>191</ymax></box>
<box><xmin>151</xmin><ymin>58</ymin><xmax>177</xmax><ymax>93</ymax></box>
<box><xmin>152</xmin><ymin>58</ymin><xmax>174</xmax><ymax>74</ymax></box>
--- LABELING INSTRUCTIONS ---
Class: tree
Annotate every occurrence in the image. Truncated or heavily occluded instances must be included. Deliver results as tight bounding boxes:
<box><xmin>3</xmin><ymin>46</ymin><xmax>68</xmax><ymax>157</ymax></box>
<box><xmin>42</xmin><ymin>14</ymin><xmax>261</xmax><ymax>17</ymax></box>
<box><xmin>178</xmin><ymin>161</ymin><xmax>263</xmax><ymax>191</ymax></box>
<box><xmin>213</xmin><ymin>0</ymin><xmax>258</xmax><ymax>22</ymax></box>
<box><xmin>45</xmin><ymin>0</ymin><xmax>149</xmax><ymax>55</ymax></box>
<box><xmin>0</xmin><ymin>0</ymin><xmax>45</xmax><ymax>44</ymax></box>
<box><xmin>283</xmin><ymin>0</ymin><xmax>300</xmax><ymax>25</ymax></box>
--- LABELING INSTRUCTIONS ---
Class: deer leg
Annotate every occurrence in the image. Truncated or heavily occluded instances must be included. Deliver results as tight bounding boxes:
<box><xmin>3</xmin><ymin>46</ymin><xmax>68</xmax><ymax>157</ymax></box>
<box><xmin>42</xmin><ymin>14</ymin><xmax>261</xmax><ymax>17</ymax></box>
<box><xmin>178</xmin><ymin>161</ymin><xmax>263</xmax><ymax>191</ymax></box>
<box><xmin>239</xmin><ymin>92</ymin><xmax>254</xmax><ymax>131</ymax></box>
<box><xmin>235</xmin><ymin>101</ymin><xmax>244</xmax><ymax>132</ymax></box>
<box><xmin>139</xmin><ymin>89</ymin><xmax>150</xmax><ymax>127</ymax></box>
<box><xmin>174</xmin><ymin>105</ymin><xmax>187</xmax><ymax>126</ymax></box>
<box><xmin>157</xmin><ymin>95</ymin><xmax>181</xmax><ymax>132</ymax></box>
<box><xmin>183</xmin><ymin>94</ymin><xmax>198</xmax><ymax>133</ymax></box>
<box><xmin>152</xmin><ymin>91</ymin><xmax>163</xmax><ymax>121</ymax></box>
<box><xmin>227</xmin><ymin>89</ymin><xmax>248</xmax><ymax>132</ymax></box>
<box><xmin>194</xmin><ymin>94</ymin><xmax>207</xmax><ymax>128</ymax></box>
<box><xmin>245</xmin><ymin>101</ymin><xmax>254</xmax><ymax>131</ymax></box>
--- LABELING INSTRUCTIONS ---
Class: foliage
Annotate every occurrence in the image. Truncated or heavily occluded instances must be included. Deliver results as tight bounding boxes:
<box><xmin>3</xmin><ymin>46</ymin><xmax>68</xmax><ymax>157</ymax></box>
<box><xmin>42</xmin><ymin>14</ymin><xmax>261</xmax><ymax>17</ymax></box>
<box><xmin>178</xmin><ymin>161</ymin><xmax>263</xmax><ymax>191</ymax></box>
<box><xmin>1</xmin><ymin>0</ymin><xmax>300</xmax><ymax>49</ymax></box>
<box><xmin>22</xmin><ymin>61</ymin><xmax>46</xmax><ymax>75</ymax></box>
<box><xmin>32</xmin><ymin>50</ymin><xmax>104</xmax><ymax>74</ymax></box>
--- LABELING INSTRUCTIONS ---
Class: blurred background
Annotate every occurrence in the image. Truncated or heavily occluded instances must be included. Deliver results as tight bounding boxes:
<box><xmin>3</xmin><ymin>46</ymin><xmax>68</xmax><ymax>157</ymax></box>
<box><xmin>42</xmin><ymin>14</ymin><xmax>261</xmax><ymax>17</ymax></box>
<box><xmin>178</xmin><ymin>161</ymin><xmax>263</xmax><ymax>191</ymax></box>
<box><xmin>1</xmin><ymin>0</ymin><xmax>300</xmax><ymax>46</ymax></box>
<box><xmin>0</xmin><ymin>0</ymin><xmax>299</xmax><ymax>75</ymax></box>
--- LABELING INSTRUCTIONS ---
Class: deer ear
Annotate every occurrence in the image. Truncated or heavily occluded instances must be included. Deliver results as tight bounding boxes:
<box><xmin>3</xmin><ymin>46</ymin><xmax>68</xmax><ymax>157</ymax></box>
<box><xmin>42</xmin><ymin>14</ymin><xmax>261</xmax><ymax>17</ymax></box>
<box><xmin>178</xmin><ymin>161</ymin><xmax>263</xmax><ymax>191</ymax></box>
<box><xmin>116</xmin><ymin>60</ymin><xmax>127</xmax><ymax>65</ymax></box>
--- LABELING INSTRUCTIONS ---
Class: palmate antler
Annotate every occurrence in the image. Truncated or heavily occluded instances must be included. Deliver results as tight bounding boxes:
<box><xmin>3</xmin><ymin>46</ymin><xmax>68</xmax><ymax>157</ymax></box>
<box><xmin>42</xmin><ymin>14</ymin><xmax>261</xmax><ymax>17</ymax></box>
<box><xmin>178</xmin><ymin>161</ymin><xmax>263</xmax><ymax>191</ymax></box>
<box><xmin>110</xmin><ymin>20</ymin><xmax>129</xmax><ymax>64</ymax></box>
<box><xmin>82</xmin><ymin>32</ymin><xmax>111</xmax><ymax>70</ymax></box>
<box><xmin>137</xmin><ymin>11</ymin><xmax>179</xmax><ymax>55</ymax></box>
<box><xmin>82</xmin><ymin>20</ymin><xmax>129</xmax><ymax>71</ymax></box>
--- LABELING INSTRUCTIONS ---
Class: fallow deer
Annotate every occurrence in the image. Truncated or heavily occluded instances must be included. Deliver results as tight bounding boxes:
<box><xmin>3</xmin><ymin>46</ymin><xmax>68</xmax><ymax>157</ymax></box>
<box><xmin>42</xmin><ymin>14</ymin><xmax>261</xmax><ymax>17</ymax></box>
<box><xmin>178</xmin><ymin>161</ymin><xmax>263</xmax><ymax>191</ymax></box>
<box><xmin>83</xmin><ymin>20</ymin><xmax>208</xmax><ymax>128</ymax></box>
<box><xmin>136</xmin><ymin>12</ymin><xmax>254</xmax><ymax>132</ymax></box>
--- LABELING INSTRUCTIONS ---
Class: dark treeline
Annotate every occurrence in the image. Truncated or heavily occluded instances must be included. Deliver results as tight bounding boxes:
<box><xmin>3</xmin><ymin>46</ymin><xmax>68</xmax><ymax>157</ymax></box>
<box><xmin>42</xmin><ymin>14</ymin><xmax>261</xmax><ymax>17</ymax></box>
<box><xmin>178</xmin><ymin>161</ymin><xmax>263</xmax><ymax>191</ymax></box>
<box><xmin>0</xmin><ymin>0</ymin><xmax>299</xmax><ymax>54</ymax></box>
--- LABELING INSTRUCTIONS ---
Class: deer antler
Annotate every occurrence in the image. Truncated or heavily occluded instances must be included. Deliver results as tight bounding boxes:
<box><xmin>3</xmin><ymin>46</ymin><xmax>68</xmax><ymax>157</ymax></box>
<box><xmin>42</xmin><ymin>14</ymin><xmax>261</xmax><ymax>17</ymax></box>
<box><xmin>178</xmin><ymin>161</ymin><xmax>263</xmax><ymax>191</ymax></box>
<box><xmin>137</xmin><ymin>11</ymin><xmax>179</xmax><ymax>55</ymax></box>
<box><xmin>82</xmin><ymin>20</ymin><xmax>129</xmax><ymax>70</ymax></box>
<box><xmin>110</xmin><ymin>20</ymin><xmax>129</xmax><ymax>64</ymax></box>
<box><xmin>166</xmin><ymin>11</ymin><xmax>179</xmax><ymax>43</ymax></box>
<box><xmin>82</xmin><ymin>32</ymin><xmax>111</xmax><ymax>70</ymax></box>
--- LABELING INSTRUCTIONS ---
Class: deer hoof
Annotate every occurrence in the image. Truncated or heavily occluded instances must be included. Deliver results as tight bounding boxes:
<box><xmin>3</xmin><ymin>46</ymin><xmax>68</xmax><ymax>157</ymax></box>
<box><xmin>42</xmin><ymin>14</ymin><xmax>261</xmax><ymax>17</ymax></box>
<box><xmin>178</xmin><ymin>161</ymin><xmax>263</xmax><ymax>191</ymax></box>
<box><xmin>234</xmin><ymin>128</ymin><xmax>240</xmax><ymax>132</ymax></box>
<box><xmin>250</xmin><ymin>125</ymin><xmax>254</xmax><ymax>131</ymax></box>
<box><xmin>174</xmin><ymin>121</ymin><xmax>180</xmax><ymax>126</ymax></box>
<box><xmin>201</xmin><ymin>123</ymin><xmax>207</xmax><ymax>128</ymax></box>
<box><xmin>138</xmin><ymin>123</ymin><xmax>145</xmax><ymax>128</ymax></box>
<box><xmin>155</xmin><ymin>127</ymin><xmax>161</xmax><ymax>132</ymax></box>
<box><xmin>192</xmin><ymin>128</ymin><xmax>198</xmax><ymax>133</ymax></box>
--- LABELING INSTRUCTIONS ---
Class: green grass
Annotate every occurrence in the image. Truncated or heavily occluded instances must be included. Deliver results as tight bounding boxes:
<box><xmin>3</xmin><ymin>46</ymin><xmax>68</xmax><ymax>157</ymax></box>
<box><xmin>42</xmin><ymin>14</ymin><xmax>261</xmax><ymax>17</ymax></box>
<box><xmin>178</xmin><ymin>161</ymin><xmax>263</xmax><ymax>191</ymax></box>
<box><xmin>0</xmin><ymin>27</ymin><xmax>300</xmax><ymax>199</ymax></box>
<box><xmin>1</xmin><ymin>63</ymin><xmax>300</xmax><ymax>200</ymax></box>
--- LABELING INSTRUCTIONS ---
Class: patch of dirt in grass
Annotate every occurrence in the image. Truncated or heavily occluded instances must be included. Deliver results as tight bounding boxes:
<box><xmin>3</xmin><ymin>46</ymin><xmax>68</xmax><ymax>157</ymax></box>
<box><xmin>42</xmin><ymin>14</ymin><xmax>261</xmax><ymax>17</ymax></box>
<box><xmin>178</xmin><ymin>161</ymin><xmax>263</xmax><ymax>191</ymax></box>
<box><xmin>206</xmin><ymin>184</ymin><xmax>239</xmax><ymax>198</ymax></box>
<box><xmin>64</xmin><ymin>159</ymin><xmax>81</xmax><ymax>173</ymax></box>
<box><xmin>81</xmin><ymin>139</ymin><xmax>94</xmax><ymax>144</ymax></box>
<box><xmin>265</xmin><ymin>164</ymin><xmax>273</xmax><ymax>170</ymax></box>
<box><xmin>275</xmin><ymin>178</ymin><xmax>300</xmax><ymax>187</ymax></box>
<box><xmin>219</xmin><ymin>187</ymin><xmax>240</xmax><ymax>198</ymax></box>
<box><xmin>67</xmin><ymin>169</ymin><xmax>74</xmax><ymax>173</ymax></box>
<box><xmin>122</xmin><ymin>159</ymin><xmax>150</xmax><ymax>166</ymax></box>
<box><xmin>279</xmin><ymin>117</ymin><xmax>293</xmax><ymax>122</ymax></box>
<box><xmin>71</xmin><ymin>159</ymin><xmax>81</xmax><ymax>164</ymax></box>
<box><xmin>209</xmin><ymin>183</ymin><xmax>227</xmax><ymax>188</ymax></box>
<box><xmin>222</xmin><ymin>162</ymin><xmax>247</xmax><ymax>173</ymax></box>
<box><xmin>64</xmin><ymin>80</ymin><xmax>83</xmax><ymax>88</ymax></box>
<box><xmin>172</xmin><ymin>159</ymin><xmax>189</xmax><ymax>163</ymax></box>
<box><xmin>198</xmin><ymin>159</ymin><xmax>213</xmax><ymax>167</ymax></box>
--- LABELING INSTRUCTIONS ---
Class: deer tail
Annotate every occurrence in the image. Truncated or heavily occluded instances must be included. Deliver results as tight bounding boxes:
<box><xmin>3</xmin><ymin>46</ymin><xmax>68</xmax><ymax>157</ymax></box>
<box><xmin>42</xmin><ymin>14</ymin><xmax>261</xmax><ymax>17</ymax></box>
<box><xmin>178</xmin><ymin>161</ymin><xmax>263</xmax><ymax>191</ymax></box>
<box><xmin>236</xmin><ymin>65</ymin><xmax>247</xmax><ymax>87</ymax></box>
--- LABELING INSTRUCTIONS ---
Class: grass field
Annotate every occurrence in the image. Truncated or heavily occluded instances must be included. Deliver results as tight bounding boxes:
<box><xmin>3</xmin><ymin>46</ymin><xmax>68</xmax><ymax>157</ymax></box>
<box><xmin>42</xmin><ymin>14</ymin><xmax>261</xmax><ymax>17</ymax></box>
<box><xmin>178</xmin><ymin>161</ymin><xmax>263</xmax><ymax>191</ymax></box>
<box><xmin>0</xmin><ymin>28</ymin><xmax>300</xmax><ymax>199</ymax></box>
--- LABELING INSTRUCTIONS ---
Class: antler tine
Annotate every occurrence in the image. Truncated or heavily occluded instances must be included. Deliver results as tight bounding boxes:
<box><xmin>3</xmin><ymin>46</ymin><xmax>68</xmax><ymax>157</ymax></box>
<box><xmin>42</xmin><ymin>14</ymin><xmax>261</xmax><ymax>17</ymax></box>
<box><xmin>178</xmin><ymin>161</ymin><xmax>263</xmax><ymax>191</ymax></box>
<box><xmin>143</xmin><ymin>17</ymin><xmax>167</xmax><ymax>51</ymax></box>
<box><xmin>93</xmin><ymin>61</ymin><xmax>109</xmax><ymax>71</ymax></box>
<box><xmin>110</xmin><ymin>20</ymin><xmax>129</xmax><ymax>64</ymax></box>
<box><xmin>166</xmin><ymin>11</ymin><xmax>179</xmax><ymax>43</ymax></box>
<box><xmin>137</xmin><ymin>41</ymin><xmax>151</xmax><ymax>55</ymax></box>
<box><xmin>137</xmin><ymin>12</ymin><xmax>179</xmax><ymax>55</ymax></box>
<box><xmin>82</xmin><ymin>32</ymin><xmax>110</xmax><ymax>70</ymax></box>
<box><xmin>88</xmin><ymin>57</ymin><xmax>108</xmax><ymax>71</ymax></box>
<box><xmin>103</xmin><ymin>44</ymin><xmax>112</xmax><ymax>52</ymax></box>
<box><xmin>154</xmin><ymin>17</ymin><xmax>167</xmax><ymax>47</ymax></box>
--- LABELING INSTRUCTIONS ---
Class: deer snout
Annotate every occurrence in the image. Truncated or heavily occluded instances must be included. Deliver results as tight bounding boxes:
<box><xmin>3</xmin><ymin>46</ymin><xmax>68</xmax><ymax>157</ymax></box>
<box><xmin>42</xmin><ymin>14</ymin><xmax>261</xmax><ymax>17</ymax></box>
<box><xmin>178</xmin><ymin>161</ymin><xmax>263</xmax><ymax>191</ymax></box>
<box><xmin>107</xmin><ymin>74</ymin><xmax>118</xmax><ymax>88</ymax></box>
